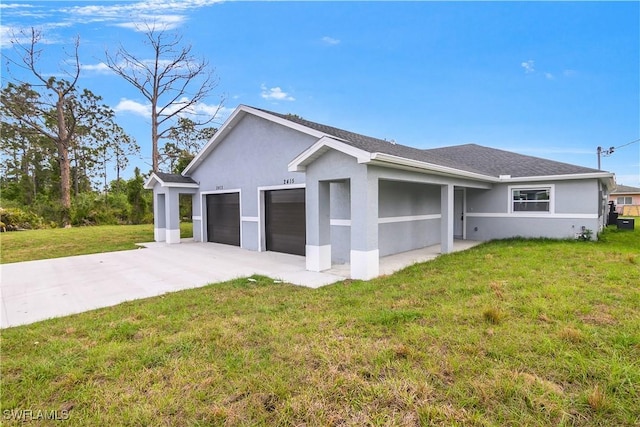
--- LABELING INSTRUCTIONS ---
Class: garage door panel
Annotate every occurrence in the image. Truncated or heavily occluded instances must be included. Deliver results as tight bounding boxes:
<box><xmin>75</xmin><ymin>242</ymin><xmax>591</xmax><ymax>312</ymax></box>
<box><xmin>207</xmin><ymin>193</ymin><xmax>240</xmax><ymax>246</ymax></box>
<box><xmin>266</xmin><ymin>189</ymin><xmax>305</xmax><ymax>256</ymax></box>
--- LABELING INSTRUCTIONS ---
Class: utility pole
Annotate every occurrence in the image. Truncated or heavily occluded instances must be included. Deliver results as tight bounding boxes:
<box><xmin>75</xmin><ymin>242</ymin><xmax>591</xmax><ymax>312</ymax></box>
<box><xmin>597</xmin><ymin>146</ymin><xmax>615</xmax><ymax>170</ymax></box>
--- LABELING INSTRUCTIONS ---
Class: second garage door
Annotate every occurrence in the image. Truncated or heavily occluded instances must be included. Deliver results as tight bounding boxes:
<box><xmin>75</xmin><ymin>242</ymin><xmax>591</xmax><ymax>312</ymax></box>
<box><xmin>206</xmin><ymin>193</ymin><xmax>240</xmax><ymax>246</ymax></box>
<box><xmin>265</xmin><ymin>188</ymin><xmax>306</xmax><ymax>256</ymax></box>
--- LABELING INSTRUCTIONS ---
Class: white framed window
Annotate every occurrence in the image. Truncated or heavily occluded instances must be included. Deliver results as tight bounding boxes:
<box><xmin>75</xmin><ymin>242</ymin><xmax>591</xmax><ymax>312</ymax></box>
<box><xmin>509</xmin><ymin>185</ymin><xmax>554</xmax><ymax>214</ymax></box>
<box><xmin>617</xmin><ymin>196</ymin><xmax>633</xmax><ymax>205</ymax></box>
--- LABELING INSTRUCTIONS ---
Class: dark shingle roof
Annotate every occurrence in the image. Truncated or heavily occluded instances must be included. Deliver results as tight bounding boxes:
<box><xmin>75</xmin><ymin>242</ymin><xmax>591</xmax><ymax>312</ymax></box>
<box><xmin>257</xmin><ymin>107</ymin><xmax>603</xmax><ymax>178</ymax></box>
<box><xmin>423</xmin><ymin>144</ymin><xmax>601</xmax><ymax>178</ymax></box>
<box><xmin>155</xmin><ymin>172</ymin><xmax>197</xmax><ymax>184</ymax></box>
<box><xmin>612</xmin><ymin>184</ymin><xmax>640</xmax><ymax>194</ymax></box>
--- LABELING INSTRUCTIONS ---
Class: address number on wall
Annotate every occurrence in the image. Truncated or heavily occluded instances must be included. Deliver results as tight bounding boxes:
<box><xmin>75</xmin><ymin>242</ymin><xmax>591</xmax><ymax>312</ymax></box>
<box><xmin>283</xmin><ymin>178</ymin><xmax>295</xmax><ymax>185</ymax></box>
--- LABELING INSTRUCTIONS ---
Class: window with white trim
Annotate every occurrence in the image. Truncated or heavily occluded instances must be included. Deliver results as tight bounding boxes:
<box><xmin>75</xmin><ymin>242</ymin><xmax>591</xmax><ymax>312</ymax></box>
<box><xmin>511</xmin><ymin>187</ymin><xmax>551</xmax><ymax>212</ymax></box>
<box><xmin>617</xmin><ymin>196</ymin><xmax>633</xmax><ymax>205</ymax></box>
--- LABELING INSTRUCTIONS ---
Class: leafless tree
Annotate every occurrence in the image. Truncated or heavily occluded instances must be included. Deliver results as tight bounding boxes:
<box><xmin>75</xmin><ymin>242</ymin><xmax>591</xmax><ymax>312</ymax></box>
<box><xmin>105</xmin><ymin>23</ymin><xmax>223</xmax><ymax>172</ymax></box>
<box><xmin>2</xmin><ymin>28</ymin><xmax>81</xmax><ymax>227</ymax></box>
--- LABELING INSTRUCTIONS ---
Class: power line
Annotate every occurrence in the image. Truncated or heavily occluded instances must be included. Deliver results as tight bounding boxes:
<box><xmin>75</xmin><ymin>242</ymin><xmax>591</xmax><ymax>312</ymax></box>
<box><xmin>612</xmin><ymin>138</ymin><xmax>640</xmax><ymax>150</ymax></box>
<box><xmin>596</xmin><ymin>138</ymin><xmax>640</xmax><ymax>170</ymax></box>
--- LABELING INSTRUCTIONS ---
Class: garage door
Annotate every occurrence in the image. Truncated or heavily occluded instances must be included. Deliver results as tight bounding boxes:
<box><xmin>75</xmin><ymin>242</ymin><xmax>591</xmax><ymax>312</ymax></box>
<box><xmin>265</xmin><ymin>188</ymin><xmax>306</xmax><ymax>256</ymax></box>
<box><xmin>206</xmin><ymin>193</ymin><xmax>240</xmax><ymax>246</ymax></box>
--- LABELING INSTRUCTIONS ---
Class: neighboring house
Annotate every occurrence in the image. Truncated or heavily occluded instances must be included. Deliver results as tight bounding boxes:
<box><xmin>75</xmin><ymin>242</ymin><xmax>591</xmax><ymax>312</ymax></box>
<box><xmin>608</xmin><ymin>184</ymin><xmax>640</xmax><ymax>216</ymax></box>
<box><xmin>145</xmin><ymin>105</ymin><xmax>615</xmax><ymax>280</ymax></box>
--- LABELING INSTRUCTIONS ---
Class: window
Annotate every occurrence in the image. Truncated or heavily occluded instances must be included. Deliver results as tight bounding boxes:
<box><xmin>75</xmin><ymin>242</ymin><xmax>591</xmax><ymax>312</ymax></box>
<box><xmin>617</xmin><ymin>196</ymin><xmax>633</xmax><ymax>205</ymax></box>
<box><xmin>512</xmin><ymin>187</ymin><xmax>551</xmax><ymax>212</ymax></box>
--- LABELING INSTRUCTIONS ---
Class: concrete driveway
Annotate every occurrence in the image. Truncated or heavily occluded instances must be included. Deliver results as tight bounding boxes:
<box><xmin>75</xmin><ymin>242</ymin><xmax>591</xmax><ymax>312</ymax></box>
<box><xmin>0</xmin><ymin>240</ymin><xmax>347</xmax><ymax>328</ymax></box>
<box><xmin>0</xmin><ymin>239</ymin><xmax>481</xmax><ymax>328</ymax></box>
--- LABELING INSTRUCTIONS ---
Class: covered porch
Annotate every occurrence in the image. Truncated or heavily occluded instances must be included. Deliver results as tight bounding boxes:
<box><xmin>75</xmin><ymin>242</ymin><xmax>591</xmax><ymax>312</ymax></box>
<box><xmin>144</xmin><ymin>172</ymin><xmax>199</xmax><ymax>244</ymax></box>
<box><xmin>329</xmin><ymin>239</ymin><xmax>482</xmax><ymax>278</ymax></box>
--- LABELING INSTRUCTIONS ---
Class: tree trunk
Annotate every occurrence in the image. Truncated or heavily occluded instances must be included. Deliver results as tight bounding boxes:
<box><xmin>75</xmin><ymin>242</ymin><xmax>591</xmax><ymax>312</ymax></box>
<box><xmin>56</xmin><ymin>92</ymin><xmax>72</xmax><ymax>228</ymax></box>
<box><xmin>152</xmin><ymin>104</ymin><xmax>159</xmax><ymax>172</ymax></box>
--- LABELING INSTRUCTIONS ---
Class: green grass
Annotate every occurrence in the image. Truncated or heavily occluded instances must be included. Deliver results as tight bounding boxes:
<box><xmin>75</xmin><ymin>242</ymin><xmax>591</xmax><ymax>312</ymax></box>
<box><xmin>0</xmin><ymin>223</ymin><xmax>193</xmax><ymax>264</ymax></box>
<box><xmin>1</xmin><ymin>223</ymin><xmax>639</xmax><ymax>425</ymax></box>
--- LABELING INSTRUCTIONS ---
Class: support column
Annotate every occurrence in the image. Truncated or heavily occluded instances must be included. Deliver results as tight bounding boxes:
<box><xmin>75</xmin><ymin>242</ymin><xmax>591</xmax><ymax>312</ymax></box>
<box><xmin>165</xmin><ymin>190</ymin><xmax>181</xmax><ymax>244</ymax></box>
<box><xmin>350</xmin><ymin>173</ymin><xmax>379</xmax><ymax>280</ymax></box>
<box><xmin>154</xmin><ymin>193</ymin><xmax>166</xmax><ymax>242</ymax></box>
<box><xmin>306</xmin><ymin>180</ymin><xmax>331</xmax><ymax>271</ymax></box>
<box><xmin>441</xmin><ymin>184</ymin><xmax>454</xmax><ymax>254</ymax></box>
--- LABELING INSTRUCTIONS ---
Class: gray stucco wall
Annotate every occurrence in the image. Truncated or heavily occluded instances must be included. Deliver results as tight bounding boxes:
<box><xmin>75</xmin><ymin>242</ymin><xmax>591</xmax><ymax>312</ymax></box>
<box><xmin>189</xmin><ymin>114</ymin><xmax>315</xmax><ymax>247</ymax></box>
<box><xmin>378</xmin><ymin>180</ymin><xmax>442</xmax><ymax>256</ymax></box>
<box><xmin>466</xmin><ymin>179</ymin><xmax>602</xmax><ymax>240</ymax></box>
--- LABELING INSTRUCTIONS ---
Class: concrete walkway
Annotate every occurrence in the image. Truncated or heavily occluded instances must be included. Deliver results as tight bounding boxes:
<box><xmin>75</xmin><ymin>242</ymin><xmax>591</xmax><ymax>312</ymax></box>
<box><xmin>0</xmin><ymin>240</ymin><xmax>481</xmax><ymax>328</ymax></box>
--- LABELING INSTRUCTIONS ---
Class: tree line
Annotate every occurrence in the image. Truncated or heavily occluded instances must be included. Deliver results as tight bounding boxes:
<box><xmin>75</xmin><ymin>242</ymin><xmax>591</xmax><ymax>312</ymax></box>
<box><xmin>1</xmin><ymin>25</ymin><xmax>221</xmax><ymax>229</ymax></box>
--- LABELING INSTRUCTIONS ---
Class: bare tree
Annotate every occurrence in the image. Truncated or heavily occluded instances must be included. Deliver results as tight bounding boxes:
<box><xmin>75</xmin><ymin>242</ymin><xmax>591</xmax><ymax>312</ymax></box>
<box><xmin>105</xmin><ymin>23</ymin><xmax>223</xmax><ymax>172</ymax></box>
<box><xmin>2</xmin><ymin>28</ymin><xmax>81</xmax><ymax>227</ymax></box>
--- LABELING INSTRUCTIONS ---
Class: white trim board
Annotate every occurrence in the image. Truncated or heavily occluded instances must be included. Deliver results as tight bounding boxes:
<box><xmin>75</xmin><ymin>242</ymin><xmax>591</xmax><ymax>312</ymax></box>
<box><xmin>466</xmin><ymin>213</ymin><xmax>598</xmax><ymax>219</ymax></box>
<box><xmin>378</xmin><ymin>214</ymin><xmax>441</xmax><ymax>224</ymax></box>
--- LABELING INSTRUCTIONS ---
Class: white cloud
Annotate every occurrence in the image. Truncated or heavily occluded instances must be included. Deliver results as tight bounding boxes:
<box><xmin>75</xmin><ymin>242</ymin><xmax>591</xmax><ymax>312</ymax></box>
<box><xmin>260</xmin><ymin>84</ymin><xmax>295</xmax><ymax>102</ymax></box>
<box><xmin>544</xmin><ymin>72</ymin><xmax>554</xmax><ymax>80</ymax></box>
<box><xmin>0</xmin><ymin>3</ymin><xmax>34</xmax><ymax>9</ymax></box>
<box><xmin>521</xmin><ymin>60</ymin><xmax>535</xmax><ymax>73</ymax></box>
<box><xmin>114</xmin><ymin>97</ymin><xmax>230</xmax><ymax>123</ymax></box>
<box><xmin>115</xmin><ymin>14</ymin><xmax>188</xmax><ymax>31</ymax></box>
<box><xmin>82</xmin><ymin>62</ymin><xmax>112</xmax><ymax>74</ymax></box>
<box><xmin>321</xmin><ymin>36</ymin><xmax>340</xmax><ymax>45</ymax></box>
<box><xmin>114</xmin><ymin>98</ymin><xmax>151</xmax><ymax>117</ymax></box>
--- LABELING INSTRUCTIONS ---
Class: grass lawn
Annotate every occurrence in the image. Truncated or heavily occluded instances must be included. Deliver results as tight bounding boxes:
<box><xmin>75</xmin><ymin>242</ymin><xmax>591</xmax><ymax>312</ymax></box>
<box><xmin>1</xmin><ymin>223</ymin><xmax>639</xmax><ymax>426</ymax></box>
<box><xmin>0</xmin><ymin>222</ymin><xmax>193</xmax><ymax>264</ymax></box>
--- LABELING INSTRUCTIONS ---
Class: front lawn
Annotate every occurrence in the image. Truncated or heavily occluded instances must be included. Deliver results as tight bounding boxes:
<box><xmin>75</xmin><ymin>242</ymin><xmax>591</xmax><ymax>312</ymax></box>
<box><xmin>1</xmin><ymin>224</ymin><xmax>638</xmax><ymax>425</ymax></box>
<box><xmin>0</xmin><ymin>223</ymin><xmax>193</xmax><ymax>264</ymax></box>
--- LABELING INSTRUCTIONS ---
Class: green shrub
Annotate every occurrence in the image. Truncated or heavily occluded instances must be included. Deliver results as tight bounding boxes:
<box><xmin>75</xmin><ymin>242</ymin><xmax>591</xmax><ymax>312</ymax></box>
<box><xmin>0</xmin><ymin>207</ymin><xmax>48</xmax><ymax>230</ymax></box>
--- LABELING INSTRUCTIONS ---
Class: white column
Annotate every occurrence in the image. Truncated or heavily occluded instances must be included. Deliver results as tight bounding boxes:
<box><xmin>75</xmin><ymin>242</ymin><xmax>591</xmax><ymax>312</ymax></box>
<box><xmin>350</xmin><ymin>173</ymin><xmax>379</xmax><ymax>280</ymax></box>
<box><xmin>154</xmin><ymin>193</ymin><xmax>166</xmax><ymax>242</ymax></box>
<box><xmin>306</xmin><ymin>180</ymin><xmax>332</xmax><ymax>271</ymax></box>
<box><xmin>441</xmin><ymin>184</ymin><xmax>454</xmax><ymax>253</ymax></box>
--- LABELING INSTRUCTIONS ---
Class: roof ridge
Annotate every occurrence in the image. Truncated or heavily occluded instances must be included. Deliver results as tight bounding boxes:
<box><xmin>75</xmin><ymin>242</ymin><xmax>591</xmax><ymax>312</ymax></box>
<box><xmin>248</xmin><ymin>106</ymin><xmax>608</xmax><ymax>178</ymax></box>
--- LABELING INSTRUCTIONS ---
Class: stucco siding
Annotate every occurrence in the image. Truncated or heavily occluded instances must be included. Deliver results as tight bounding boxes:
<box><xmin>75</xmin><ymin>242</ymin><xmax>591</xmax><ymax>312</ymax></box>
<box><xmin>467</xmin><ymin>217</ymin><xmax>600</xmax><ymax>241</ymax></box>
<box><xmin>242</xmin><ymin>221</ymin><xmax>259</xmax><ymax>251</ymax></box>
<box><xmin>555</xmin><ymin>180</ymin><xmax>598</xmax><ymax>214</ymax></box>
<box><xmin>378</xmin><ymin>180</ymin><xmax>441</xmax><ymax>217</ymax></box>
<box><xmin>465</xmin><ymin>179</ymin><xmax>602</xmax><ymax>241</ymax></box>
<box><xmin>330</xmin><ymin>225</ymin><xmax>350</xmax><ymax>264</ymax></box>
<box><xmin>189</xmin><ymin>114</ymin><xmax>314</xmax><ymax>245</ymax></box>
<box><xmin>379</xmin><ymin>219</ymin><xmax>441</xmax><ymax>256</ymax></box>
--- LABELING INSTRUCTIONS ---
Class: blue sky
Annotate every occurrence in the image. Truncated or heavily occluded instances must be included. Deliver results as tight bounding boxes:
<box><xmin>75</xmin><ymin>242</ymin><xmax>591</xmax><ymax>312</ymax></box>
<box><xmin>1</xmin><ymin>1</ymin><xmax>639</xmax><ymax>186</ymax></box>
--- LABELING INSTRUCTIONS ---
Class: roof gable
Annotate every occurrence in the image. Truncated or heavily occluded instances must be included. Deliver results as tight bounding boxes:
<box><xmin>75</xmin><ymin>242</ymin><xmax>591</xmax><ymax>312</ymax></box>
<box><xmin>144</xmin><ymin>172</ymin><xmax>198</xmax><ymax>189</ymax></box>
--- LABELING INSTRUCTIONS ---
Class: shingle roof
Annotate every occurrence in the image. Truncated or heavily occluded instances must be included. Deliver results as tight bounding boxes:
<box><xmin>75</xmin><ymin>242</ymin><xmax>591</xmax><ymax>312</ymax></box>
<box><xmin>155</xmin><ymin>172</ymin><xmax>197</xmax><ymax>185</ymax></box>
<box><xmin>258</xmin><ymin>107</ymin><xmax>603</xmax><ymax>178</ymax></box>
<box><xmin>612</xmin><ymin>184</ymin><xmax>640</xmax><ymax>194</ymax></box>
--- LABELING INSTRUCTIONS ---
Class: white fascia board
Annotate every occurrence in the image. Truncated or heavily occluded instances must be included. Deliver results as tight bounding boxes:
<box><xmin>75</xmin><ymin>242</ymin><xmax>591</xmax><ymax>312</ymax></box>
<box><xmin>240</xmin><ymin>105</ymin><xmax>327</xmax><ymax>139</ymax></box>
<box><xmin>501</xmin><ymin>172</ymin><xmax>615</xmax><ymax>188</ymax></box>
<box><xmin>161</xmin><ymin>182</ymin><xmax>199</xmax><ymax>189</ymax></box>
<box><xmin>288</xmin><ymin>136</ymin><xmax>372</xmax><ymax>172</ymax></box>
<box><xmin>143</xmin><ymin>174</ymin><xmax>159</xmax><ymax>189</ymax></box>
<box><xmin>370</xmin><ymin>152</ymin><xmax>498</xmax><ymax>182</ymax></box>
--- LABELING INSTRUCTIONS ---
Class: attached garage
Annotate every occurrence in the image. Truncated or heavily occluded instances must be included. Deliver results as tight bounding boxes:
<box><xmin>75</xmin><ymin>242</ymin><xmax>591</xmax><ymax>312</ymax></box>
<box><xmin>206</xmin><ymin>193</ymin><xmax>240</xmax><ymax>246</ymax></box>
<box><xmin>265</xmin><ymin>188</ymin><xmax>306</xmax><ymax>256</ymax></box>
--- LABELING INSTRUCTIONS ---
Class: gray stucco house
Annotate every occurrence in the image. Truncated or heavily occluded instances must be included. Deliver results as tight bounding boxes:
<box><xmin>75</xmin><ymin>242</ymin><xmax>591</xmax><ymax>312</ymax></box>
<box><xmin>145</xmin><ymin>105</ymin><xmax>615</xmax><ymax>280</ymax></box>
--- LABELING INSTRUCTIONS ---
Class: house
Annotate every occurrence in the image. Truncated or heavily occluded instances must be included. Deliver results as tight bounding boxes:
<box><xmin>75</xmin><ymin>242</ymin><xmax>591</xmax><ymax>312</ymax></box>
<box><xmin>608</xmin><ymin>184</ymin><xmax>640</xmax><ymax>216</ymax></box>
<box><xmin>144</xmin><ymin>105</ymin><xmax>615</xmax><ymax>280</ymax></box>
